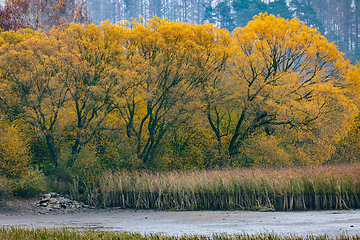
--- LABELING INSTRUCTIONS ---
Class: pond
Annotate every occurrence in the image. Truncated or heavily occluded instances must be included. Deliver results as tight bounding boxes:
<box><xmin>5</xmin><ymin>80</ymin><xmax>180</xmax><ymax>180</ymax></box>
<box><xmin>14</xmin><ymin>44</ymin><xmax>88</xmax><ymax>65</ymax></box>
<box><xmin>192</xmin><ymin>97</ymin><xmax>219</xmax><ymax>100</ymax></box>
<box><xmin>1</xmin><ymin>209</ymin><xmax>360</xmax><ymax>237</ymax></box>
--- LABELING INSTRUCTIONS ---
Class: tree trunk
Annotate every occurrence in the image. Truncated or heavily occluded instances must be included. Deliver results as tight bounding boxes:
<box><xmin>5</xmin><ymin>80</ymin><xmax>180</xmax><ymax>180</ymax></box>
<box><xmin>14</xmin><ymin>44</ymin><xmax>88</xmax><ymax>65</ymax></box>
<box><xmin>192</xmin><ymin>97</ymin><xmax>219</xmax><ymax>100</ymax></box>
<box><xmin>45</xmin><ymin>133</ymin><xmax>58</xmax><ymax>167</ymax></box>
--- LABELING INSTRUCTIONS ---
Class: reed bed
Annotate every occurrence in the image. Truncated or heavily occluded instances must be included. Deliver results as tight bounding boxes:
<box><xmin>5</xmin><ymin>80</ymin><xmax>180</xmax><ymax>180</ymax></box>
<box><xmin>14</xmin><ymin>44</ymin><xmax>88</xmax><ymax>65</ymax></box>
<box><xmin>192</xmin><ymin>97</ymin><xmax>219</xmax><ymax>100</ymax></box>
<box><xmin>1</xmin><ymin>227</ymin><xmax>359</xmax><ymax>240</ymax></box>
<box><xmin>80</xmin><ymin>163</ymin><xmax>360</xmax><ymax>211</ymax></box>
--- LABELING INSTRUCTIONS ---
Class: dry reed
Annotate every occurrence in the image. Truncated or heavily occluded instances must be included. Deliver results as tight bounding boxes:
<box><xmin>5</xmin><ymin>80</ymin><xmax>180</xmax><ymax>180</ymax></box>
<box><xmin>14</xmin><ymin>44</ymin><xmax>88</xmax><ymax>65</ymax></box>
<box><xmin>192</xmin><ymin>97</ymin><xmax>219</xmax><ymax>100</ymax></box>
<box><xmin>77</xmin><ymin>164</ymin><xmax>360</xmax><ymax>211</ymax></box>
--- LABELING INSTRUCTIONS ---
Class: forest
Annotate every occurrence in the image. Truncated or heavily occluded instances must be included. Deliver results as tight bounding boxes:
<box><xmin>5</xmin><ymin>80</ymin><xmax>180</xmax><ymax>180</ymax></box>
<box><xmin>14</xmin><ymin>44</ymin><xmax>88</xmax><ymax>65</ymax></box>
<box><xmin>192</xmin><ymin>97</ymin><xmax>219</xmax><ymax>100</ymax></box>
<box><xmin>1</xmin><ymin>0</ymin><xmax>360</xmax><ymax>62</ymax></box>
<box><xmin>0</xmin><ymin>0</ymin><xmax>360</xmax><ymax>207</ymax></box>
<box><xmin>86</xmin><ymin>0</ymin><xmax>360</xmax><ymax>63</ymax></box>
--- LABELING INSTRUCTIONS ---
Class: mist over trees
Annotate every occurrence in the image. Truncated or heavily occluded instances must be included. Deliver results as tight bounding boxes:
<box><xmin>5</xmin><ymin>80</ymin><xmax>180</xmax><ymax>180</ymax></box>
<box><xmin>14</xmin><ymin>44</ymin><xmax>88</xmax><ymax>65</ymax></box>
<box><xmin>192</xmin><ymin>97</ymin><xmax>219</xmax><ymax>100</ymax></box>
<box><xmin>86</xmin><ymin>0</ymin><xmax>360</xmax><ymax>62</ymax></box>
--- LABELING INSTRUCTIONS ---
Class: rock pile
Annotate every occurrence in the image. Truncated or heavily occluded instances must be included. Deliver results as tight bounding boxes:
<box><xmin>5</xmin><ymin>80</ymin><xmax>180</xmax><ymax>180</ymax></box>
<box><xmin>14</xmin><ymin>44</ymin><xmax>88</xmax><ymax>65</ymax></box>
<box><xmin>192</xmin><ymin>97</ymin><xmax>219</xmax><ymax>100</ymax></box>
<box><xmin>36</xmin><ymin>192</ymin><xmax>92</xmax><ymax>214</ymax></box>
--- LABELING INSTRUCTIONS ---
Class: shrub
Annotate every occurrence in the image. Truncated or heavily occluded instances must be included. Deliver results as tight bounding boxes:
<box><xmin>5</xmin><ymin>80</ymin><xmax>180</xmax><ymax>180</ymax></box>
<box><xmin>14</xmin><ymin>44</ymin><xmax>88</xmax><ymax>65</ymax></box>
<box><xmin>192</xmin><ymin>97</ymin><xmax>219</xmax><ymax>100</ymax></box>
<box><xmin>12</xmin><ymin>167</ymin><xmax>46</xmax><ymax>198</ymax></box>
<box><xmin>0</xmin><ymin>123</ymin><xmax>31</xmax><ymax>178</ymax></box>
<box><xmin>0</xmin><ymin>175</ymin><xmax>12</xmax><ymax>199</ymax></box>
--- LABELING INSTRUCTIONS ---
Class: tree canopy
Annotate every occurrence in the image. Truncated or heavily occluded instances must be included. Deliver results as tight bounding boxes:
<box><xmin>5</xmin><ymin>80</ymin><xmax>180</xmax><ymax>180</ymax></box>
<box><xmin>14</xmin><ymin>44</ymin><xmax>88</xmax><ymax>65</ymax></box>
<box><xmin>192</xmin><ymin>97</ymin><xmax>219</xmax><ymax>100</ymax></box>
<box><xmin>0</xmin><ymin>15</ymin><xmax>358</xmax><ymax>172</ymax></box>
<box><xmin>84</xmin><ymin>0</ymin><xmax>360</xmax><ymax>63</ymax></box>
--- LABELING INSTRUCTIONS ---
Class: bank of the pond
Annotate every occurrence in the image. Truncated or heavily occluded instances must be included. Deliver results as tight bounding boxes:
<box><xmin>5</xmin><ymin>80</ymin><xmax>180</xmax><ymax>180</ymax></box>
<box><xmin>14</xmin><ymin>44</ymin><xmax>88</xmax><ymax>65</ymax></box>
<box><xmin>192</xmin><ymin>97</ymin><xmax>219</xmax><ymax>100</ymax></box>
<box><xmin>0</xmin><ymin>227</ymin><xmax>360</xmax><ymax>240</ymax></box>
<box><xmin>1</xmin><ymin>228</ymin><xmax>360</xmax><ymax>240</ymax></box>
<box><xmin>1</xmin><ymin>209</ymin><xmax>360</xmax><ymax>237</ymax></box>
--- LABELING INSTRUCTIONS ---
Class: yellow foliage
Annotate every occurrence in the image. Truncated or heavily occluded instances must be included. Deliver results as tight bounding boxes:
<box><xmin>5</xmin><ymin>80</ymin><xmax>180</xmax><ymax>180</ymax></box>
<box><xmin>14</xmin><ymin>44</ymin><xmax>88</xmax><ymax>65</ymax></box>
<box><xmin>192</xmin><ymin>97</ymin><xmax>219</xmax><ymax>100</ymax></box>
<box><xmin>240</xmin><ymin>134</ymin><xmax>292</xmax><ymax>167</ymax></box>
<box><xmin>0</xmin><ymin>15</ymin><xmax>358</xmax><ymax>171</ymax></box>
<box><xmin>0</xmin><ymin>28</ymin><xmax>38</xmax><ymax>45</ymax></box>
<box><xmin>0</xmin><ymin>174</ymin><xmax>12</xmax><ymax>198</ymax></box>
<box><xmin>11</xmin><ymin>167</ymin><xmax>46</xmax><ymax>198</ymax></box>
<box><xmin>220</xmin><ymin>13</ymin><xmax>358</xmax><ymax>165</ymax></box>
<box><xmin>0</xmin><ymin>123</ymin><xmax>31</xmax><ymax>178</ymax></box>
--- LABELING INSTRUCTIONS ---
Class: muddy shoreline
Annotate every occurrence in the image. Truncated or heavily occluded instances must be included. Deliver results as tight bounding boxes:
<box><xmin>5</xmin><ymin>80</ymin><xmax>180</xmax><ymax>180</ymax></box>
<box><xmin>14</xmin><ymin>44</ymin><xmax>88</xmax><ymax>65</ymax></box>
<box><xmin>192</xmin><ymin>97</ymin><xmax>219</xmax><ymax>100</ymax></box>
<box><xmin>1</xmin><ymin>198</ymin><xmax>360</xmax><ymax>237</ymax></box>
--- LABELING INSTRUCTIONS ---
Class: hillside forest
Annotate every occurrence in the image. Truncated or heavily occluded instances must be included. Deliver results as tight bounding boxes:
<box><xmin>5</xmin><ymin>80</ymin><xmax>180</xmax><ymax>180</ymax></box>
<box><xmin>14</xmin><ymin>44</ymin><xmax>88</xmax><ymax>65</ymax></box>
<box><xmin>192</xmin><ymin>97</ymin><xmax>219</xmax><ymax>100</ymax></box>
<box><xmin>0</xmin><ymin>0</ymin><xmax>360</xmax><ymax>200</ymax></box>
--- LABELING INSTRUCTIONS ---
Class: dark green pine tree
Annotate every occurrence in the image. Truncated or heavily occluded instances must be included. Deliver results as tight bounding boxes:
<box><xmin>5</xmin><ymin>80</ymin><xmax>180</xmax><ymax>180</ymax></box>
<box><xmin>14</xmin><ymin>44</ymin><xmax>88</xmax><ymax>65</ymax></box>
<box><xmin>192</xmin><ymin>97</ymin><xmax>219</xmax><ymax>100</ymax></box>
<box><xmin>232</xmin><ymin>0</ymin><xmax>267</xmax><ymax>28</ymax></box>
<box><xmin>215</xmin><ymin>1</ymin><xmax>235</xmax><ymax>30</ymax></box>
<box><xmin>232</xmin><ymin>0</ymin><xmax>250</xmax><ymax>27</ymax></box>
<box><xmin>149</xmin><ymin>0</ymin><xmax>164</xmax><ymax>19</ymax></box>
<box><xmin>268</xmin><ymin>0</ymin><xmax>293</xmax><ymax>19</ymax></box>
<box><xmin>355</xmin><ymin>0</ymin><xmax>360</xmax><ymax>61</ymax></box>
<box><xmin>123</xmin><ymin>0</ymin><xmax>139</xmax><ymax>20</ymax></box>
<box><xmin>203</xmin><ymin>3</ymin><xmax>216</xmax><ymax>23</ymax></box>
<box><xmin>290</xmin><ymin>0</ymin><xmax>324</xmax><ymax>32</ymax></box>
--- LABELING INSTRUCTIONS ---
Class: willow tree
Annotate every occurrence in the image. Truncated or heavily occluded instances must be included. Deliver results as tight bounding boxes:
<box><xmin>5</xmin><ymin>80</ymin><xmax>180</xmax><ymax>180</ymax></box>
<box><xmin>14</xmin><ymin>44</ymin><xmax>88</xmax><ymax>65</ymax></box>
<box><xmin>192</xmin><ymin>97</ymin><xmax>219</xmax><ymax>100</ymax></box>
<box><xmin>114</xmin><ymin>17</ymin><xmax>231</xmax><ymax>165</ymax></box>
<box><xmin>48</xmin><ymin>21</ymin><xmax>130</xmax><ymax>157</ymax></box>
<box><xmin>206</xmin><ymin>13</ymin><xmax>358</xmax><ymax>166</ymax></box>
<box><xmin>0</xmin><ymin>31</ymin><xmax>71</xmax><ymax>166</ymax></box>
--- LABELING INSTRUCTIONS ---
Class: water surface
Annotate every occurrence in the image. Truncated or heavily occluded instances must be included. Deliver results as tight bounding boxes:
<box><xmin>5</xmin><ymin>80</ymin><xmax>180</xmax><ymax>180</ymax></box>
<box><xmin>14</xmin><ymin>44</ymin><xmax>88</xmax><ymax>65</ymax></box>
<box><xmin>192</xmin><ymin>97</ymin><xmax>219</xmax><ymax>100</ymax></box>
<box><xmin>1</xmin><ymin>209</ymin><xmax>360</xmax><ymax>237</ymax></box>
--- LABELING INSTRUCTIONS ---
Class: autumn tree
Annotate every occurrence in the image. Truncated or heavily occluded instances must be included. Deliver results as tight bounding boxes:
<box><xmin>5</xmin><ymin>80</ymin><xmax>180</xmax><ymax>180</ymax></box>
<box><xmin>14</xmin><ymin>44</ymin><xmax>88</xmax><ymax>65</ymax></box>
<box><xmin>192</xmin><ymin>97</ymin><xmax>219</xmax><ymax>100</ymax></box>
<box><xmin>113</xmin><ymin>18</ymin><xmax>231</xmax><ymax>166</ymax></box>
<box><xmin>331</xmin><ymin>62</ymin><xmax>360</xmax><ymax>163</ymax></box>
<box><xmin>49</xmin><ymin>21</ymin><xmax>130</xmax><ymax>159</ymax></box>
<box><xmin>0</xmin><ymin>15</ymin><xmax>358</xmax><ymax>171</ymax></box>
<box><xmin>0</xmin><ymin>120</ymin><xmax>46</xmax><ymax>197</ymax></box>
<box><xmin>0</xmin><ymin>122</ymin><xmax>31</xmax><ymax>178</ymax></box>
<box><xmin>4</xmin><ymin>0</ymin><xmax>89</xmax><ymax>30</ymax></box>
<box><xmin>204</xmin><ymin>13</ymin><xmax>357</xmax><ymax>166</ymax></box>
<box><xmin>0</xmin><ymin>30</ymin><xmax>73</xmax><ymax>166</ymax></box>
<box><xmin>0</xmin><ymin>3</ymin><xmax>27</xmax><ymax>31</ymax></box>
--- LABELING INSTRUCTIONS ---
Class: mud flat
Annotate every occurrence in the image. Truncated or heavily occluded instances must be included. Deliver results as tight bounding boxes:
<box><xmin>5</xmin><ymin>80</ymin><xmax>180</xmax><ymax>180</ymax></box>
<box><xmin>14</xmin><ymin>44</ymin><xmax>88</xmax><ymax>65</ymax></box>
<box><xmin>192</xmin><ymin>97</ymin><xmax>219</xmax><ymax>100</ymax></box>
<box><xmin>1</xmin><ymin>209</ymin><xmax>360</xmax><ymax>237</ymax></box>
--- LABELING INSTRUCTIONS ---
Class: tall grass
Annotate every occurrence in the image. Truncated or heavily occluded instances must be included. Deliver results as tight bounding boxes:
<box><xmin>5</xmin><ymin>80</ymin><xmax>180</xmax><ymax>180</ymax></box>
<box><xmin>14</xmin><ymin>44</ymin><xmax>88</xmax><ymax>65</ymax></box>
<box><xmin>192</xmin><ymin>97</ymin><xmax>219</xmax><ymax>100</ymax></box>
<box><xmin>1</xmin><ymin>227</ymin><xmax>359</xmax><ymax>240</ymax></box>
<box><xmin>76</xmin><ymin>164</ymin><xmax>360</xmax><ymax>211</ymax></box>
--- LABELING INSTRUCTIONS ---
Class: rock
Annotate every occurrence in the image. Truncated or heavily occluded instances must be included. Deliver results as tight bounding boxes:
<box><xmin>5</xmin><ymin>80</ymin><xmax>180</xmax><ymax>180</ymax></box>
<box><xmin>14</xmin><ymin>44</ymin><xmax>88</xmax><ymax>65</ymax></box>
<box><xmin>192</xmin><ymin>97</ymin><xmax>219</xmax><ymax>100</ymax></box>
<box><xmin>37</xmin><ymin>192</ymin><xmax>90</xmax><ymax>214</ymax></box>
<box><xmin>53</xmin><ymin>204</ymin><xmax>61</xmax><ymax>209</ymax></box>
<box><xmin>50</xmin><ymin>192</ymin><xmax>58</xmax><ymax>198</ymax></box>
<box><xmin>39</xmin><ymin>199</ymin><xmax>50</xmax><ymax>204</ymax></box>
<box><xmin>43</xmin><ymin>194</ymin><xmax>51</xmax><ymax>199</ymax></box>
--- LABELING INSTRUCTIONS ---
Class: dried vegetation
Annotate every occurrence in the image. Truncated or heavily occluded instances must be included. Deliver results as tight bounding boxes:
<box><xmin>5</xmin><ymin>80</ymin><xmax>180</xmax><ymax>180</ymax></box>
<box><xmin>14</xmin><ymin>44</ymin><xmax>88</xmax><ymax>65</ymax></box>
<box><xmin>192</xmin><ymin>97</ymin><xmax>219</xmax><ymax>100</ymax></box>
<box><xmin>76</xmin><ymin>163</ymin><xmax>360</xmax><ymax>211</ymax></box>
